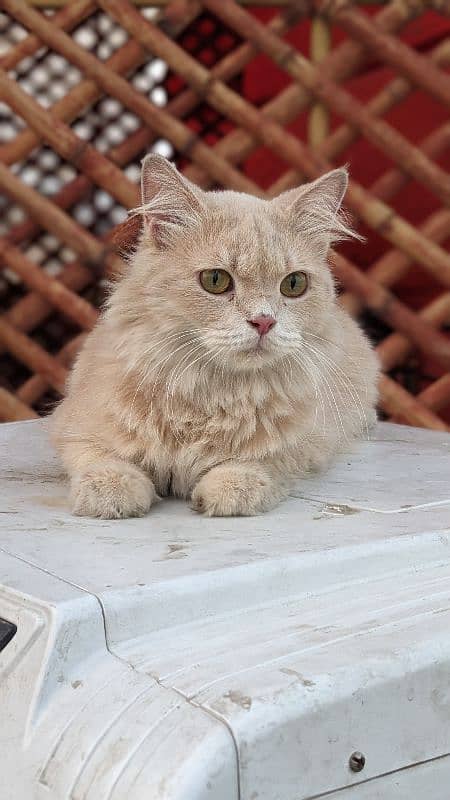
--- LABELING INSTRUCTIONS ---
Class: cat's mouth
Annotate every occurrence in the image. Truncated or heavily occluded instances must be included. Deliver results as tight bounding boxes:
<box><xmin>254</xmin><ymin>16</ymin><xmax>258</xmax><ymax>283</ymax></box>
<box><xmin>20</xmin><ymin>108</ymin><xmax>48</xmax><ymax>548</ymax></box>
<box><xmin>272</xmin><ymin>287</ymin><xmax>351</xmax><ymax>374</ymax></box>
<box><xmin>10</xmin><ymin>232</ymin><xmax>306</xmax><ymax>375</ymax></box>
<box><xmin>239</xmin><ymin>337</ymin><xmax>272</xmax><ymax>357</ymax></box>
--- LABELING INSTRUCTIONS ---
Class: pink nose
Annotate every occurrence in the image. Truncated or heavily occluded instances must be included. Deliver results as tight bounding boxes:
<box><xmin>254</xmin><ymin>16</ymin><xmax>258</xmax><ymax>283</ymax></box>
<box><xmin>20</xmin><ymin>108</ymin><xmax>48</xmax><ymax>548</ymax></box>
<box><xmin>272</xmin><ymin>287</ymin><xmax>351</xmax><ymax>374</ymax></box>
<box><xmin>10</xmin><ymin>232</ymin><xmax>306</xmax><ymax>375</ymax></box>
<box><xmin>247</xmin><ymin>315</ymin><xmax>277</xmax><ymax>336</ymax></box>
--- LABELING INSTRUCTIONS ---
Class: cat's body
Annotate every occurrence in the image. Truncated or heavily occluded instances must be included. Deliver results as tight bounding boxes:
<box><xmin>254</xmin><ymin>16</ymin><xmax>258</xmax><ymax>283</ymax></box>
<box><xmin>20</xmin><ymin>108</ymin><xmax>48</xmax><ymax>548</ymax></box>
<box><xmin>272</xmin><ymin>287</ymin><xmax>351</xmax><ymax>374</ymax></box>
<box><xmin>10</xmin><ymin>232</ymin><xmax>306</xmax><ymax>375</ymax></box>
<box><xmin>52</xmin><ymin>156</ymin><xmax>378</xmax><ymax>518</ymax></box>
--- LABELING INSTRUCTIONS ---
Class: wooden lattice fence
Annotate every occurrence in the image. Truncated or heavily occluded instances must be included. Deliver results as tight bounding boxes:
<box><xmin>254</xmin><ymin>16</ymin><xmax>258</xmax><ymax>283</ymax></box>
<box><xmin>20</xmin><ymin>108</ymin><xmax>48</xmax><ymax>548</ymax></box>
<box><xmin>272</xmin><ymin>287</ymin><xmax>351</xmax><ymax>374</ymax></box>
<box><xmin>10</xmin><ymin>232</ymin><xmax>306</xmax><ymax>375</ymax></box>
<box><xmin>0</xmin><ymin>0</ymin><xmax>450</xmax><ymax>429</ymax></box>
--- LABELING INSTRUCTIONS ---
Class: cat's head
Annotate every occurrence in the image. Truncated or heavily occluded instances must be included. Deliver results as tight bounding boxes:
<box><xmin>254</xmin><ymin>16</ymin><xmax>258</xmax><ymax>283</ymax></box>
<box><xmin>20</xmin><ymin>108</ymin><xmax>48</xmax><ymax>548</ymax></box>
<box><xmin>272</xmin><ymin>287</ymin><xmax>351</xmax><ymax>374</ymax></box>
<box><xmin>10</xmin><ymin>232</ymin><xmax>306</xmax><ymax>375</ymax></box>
<box><xmin>121</xmin><ymin>155</ymin><xmax>357</xmax><ymax>375</ymax></box>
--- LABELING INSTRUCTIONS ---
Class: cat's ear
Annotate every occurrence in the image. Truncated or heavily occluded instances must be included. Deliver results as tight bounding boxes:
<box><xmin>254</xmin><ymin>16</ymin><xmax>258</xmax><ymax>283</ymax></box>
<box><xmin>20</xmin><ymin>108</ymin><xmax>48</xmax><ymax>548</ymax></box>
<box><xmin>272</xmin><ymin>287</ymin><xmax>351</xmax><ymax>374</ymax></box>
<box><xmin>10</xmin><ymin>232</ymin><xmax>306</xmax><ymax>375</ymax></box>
<box><xmin>139</xmin><ymin>154</ymin><xmax>205</xmax><ymax>249</ymax></box>
<box><xmin>274</xmin><ymin>168</ymin><xmax>357</xmax><ymax>253</ymax></box>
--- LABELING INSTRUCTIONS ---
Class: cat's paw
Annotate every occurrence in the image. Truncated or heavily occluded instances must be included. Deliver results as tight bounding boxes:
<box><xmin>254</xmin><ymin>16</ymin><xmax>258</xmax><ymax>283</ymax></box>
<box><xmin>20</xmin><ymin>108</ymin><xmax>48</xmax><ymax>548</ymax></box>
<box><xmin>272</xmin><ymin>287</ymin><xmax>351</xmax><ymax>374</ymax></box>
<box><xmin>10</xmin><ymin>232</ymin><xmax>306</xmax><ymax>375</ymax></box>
<box><xmin>71</xmin><ymin>461</ymin><xmax>158</xmax><ymax>519</ymax></box>
<box><xmin>191</xmin><ymin>463</ymin><xmax>281</xmax><ymax>517</ymax></box>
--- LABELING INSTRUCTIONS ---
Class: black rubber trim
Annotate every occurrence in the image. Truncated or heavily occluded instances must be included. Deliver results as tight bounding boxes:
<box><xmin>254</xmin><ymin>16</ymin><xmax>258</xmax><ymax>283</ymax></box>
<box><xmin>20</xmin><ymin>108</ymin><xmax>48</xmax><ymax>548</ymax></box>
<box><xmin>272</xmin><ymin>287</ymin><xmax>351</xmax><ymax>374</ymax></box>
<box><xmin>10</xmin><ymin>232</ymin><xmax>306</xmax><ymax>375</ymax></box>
<box><xmin>0</xmin><ymin>618</ymin><xmax>17</xmax><ymax>652</ymax></box>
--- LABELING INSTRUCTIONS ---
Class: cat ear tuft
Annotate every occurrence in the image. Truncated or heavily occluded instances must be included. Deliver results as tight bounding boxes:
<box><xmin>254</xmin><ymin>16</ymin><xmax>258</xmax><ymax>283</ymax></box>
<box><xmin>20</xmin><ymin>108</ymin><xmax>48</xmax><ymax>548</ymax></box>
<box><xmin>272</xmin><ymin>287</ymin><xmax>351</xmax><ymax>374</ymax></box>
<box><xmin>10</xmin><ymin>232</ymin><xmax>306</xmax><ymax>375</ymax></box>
<box><xmin>274</xmin><ymin>167</ymin><xmax>360</xmax><ymax>252</ymax></box>
<box><xmin>135</xmin><ymin>154</ymin><xmax>205</xmax><ymax>249</ymax></box>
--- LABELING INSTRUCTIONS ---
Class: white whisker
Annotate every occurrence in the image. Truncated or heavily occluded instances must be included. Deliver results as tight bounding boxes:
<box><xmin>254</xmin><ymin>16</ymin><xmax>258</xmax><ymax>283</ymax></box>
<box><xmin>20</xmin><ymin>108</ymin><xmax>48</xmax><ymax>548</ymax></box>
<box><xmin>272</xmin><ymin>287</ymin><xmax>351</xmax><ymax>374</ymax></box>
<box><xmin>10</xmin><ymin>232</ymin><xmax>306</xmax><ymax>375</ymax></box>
<box><xmin>304</xmin><ymin>337</ymin><xmax>369</xmax><ymax>440</ymax></box>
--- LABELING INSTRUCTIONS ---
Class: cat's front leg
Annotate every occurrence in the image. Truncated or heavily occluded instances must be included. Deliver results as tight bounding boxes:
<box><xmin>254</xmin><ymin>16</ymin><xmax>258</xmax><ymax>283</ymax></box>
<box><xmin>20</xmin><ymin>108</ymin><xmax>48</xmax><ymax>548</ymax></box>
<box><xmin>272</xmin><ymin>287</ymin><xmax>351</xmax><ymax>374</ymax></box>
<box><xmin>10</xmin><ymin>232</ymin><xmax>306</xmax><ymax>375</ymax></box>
<box><xmin>191</xmin><ymin>462</ymin><xmax>285</xmax><ymax>517</ymax></box>
<box><xmin>71</xmin><ymin>458</ymin><xmax>158</xmax><ymax>519</ymax></box>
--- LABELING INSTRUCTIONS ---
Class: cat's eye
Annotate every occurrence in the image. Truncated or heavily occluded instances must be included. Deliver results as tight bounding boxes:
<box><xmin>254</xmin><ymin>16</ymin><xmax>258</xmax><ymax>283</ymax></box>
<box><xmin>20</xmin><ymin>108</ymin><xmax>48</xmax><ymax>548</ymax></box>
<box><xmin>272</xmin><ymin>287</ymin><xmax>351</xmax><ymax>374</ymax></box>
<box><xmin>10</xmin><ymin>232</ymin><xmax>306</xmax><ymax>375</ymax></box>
<box><xmin>199</xmin><ymin>269</ymin><xmax>232</xmax><ymax>295</ymax></box>
<box><xmin>280</xmin><ymin>271</ymin><xmax>308</xmax><ymax>298</ymax></box>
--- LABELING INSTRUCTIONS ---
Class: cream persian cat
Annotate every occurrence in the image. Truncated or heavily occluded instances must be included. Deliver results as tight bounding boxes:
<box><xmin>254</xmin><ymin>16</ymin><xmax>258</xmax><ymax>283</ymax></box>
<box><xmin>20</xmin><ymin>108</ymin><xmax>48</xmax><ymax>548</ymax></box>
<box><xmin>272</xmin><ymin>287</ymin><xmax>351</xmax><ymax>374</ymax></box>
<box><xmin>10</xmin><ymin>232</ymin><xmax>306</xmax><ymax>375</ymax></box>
<box><xmin>52</xmin><ymin>154</ymin><xmax>378</xmax><ymax>518</ymax></box>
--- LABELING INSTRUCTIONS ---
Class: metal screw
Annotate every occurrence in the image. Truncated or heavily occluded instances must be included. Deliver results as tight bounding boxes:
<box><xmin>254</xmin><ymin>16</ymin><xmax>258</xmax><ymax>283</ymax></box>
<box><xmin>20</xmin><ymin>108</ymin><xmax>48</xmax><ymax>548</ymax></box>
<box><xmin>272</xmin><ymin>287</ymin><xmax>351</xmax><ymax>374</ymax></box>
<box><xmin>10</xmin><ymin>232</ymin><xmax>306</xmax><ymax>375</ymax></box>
<box><xmin>349</xmin><ymin>751</ymin><xmax>366</xmax><ymax>772</ymax></box>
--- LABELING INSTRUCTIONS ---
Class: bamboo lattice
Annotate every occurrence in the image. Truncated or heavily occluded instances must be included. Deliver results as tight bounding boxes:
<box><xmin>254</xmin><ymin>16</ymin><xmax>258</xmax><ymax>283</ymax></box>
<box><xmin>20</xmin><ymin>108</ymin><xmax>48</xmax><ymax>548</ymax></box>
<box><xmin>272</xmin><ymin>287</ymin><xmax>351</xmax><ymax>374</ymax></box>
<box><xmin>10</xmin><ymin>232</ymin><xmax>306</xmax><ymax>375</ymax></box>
<box><xmin>0</xmin><ymin>0</ymin><xmax>449</xmax><ymax>429</ymax></box>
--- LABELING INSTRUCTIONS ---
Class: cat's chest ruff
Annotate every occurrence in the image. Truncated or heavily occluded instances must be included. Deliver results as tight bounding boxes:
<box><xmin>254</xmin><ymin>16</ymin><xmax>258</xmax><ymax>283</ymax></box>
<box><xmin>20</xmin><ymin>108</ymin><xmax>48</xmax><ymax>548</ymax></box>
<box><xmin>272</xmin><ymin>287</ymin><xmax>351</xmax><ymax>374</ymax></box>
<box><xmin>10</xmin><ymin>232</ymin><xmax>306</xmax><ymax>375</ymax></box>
<box><xmin>153</xmin><ymin>378</ymin><xmax>299</xmax><ymax>454</ymax></box>
<box><xmin>128</xmin><ymin>376</ymin><xmax>310</xmax><ymax>495</ymax></box>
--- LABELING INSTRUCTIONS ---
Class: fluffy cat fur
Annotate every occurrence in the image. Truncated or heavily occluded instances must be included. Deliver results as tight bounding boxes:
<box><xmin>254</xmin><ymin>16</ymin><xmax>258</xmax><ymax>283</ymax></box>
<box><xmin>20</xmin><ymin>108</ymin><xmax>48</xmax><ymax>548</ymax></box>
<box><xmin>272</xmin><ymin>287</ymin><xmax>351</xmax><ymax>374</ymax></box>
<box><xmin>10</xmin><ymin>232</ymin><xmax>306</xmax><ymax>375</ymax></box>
<box><xmin>51</xmin><ymin>154</ymin><xmax>379</xmax><ymax>518</ymax></box>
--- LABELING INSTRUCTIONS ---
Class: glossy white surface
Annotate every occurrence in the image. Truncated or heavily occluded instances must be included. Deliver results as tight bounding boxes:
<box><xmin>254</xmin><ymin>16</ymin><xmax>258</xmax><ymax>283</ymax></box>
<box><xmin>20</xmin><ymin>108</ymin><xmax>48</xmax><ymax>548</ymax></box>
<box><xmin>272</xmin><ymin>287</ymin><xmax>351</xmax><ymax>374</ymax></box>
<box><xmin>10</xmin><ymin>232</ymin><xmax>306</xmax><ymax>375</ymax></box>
<box><xmin>1</xmin><ymin>420</ymin><xmax>450</xmax><ymax>799</ymax></box>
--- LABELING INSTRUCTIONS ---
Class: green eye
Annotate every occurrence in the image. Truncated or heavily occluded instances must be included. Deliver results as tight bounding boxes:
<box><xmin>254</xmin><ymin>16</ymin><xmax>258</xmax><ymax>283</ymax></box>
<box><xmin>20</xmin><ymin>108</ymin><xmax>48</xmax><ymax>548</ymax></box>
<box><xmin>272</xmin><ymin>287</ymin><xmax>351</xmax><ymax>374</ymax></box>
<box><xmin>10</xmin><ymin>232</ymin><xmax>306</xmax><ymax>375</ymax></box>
<box><xmin>280</xmin><ymin>271</ymin><xmax>308</xmax><ymax>298</ymax></box>
<box><xmin>199</xmin><ymin>269</ymin><xmax>232</xmax><ymax>295</ymax></box>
